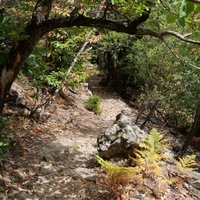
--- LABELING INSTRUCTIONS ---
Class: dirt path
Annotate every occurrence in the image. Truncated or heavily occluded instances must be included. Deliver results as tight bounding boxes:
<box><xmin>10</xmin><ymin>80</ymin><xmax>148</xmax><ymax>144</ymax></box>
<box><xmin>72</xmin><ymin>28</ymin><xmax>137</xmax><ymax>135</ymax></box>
<box><xmin>1</xmin><ymin>73</ymin><xmax>200</xmax><ymax>200</ymax></box>
<box><xmin>0</xmin><ymin>73</ymin><xmax>136</xmax><ymax>199</ymax></box>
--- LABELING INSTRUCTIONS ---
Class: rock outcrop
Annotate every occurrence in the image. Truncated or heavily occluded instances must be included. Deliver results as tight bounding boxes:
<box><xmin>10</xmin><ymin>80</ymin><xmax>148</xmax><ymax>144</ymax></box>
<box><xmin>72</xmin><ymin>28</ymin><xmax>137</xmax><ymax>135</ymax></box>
<box><xmin>97</xmin><ymin>112</ymin><xmax>147</xmax><ymax>159</ymax></box>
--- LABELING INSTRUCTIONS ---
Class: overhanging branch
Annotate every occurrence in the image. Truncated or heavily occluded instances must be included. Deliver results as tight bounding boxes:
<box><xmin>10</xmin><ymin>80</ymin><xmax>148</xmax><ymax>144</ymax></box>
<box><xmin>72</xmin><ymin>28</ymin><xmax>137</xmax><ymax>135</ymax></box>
<box><xmin>188</xmin><ymin>0</ymin><xmax>200</xmax><ymax>3</ymax></box>
<box><xmin>136</xmin><ymin>30</ymin><xmax>200</xmax><ymax>45</ymax></box>
<box><xmin>35</xmin><ymin>8</ymin><xmax>199</xmax><ymax>46</ymax></box>
<box><xmin>43</xmin><ymin>15</ymin><xmax>139</xmax><ymax>34</ymax></box>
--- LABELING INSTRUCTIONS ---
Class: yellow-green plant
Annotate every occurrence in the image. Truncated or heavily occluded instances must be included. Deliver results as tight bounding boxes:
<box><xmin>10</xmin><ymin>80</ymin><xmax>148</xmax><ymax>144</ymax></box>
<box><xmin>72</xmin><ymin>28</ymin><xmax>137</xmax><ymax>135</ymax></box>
<box><xmin>130</xmin><ymin>128</ymin><xmax>169</xmax><ymax>180</ymax></box>
<box><xmin>95</xmin><ymin>155</ymin><xmax>139</xmax><ymax>200</ymax></box>
<box><xmin>95</xmin><ymin>129</ymin><xmax>198</xmax><ymax>199</ymax></box>
<box><xmin>175</xmin><ymin>155</ymin><xmax>197</xmax><ymax>172</ymax></box>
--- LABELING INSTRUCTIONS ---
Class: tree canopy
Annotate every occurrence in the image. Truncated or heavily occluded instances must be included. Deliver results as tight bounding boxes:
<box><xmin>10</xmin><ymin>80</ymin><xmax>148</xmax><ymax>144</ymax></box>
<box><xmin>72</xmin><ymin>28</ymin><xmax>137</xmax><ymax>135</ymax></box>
<box><xmin>0</xmin><ymin>0</ymin><xmax>199</xmax><ymax>115</ymax></box>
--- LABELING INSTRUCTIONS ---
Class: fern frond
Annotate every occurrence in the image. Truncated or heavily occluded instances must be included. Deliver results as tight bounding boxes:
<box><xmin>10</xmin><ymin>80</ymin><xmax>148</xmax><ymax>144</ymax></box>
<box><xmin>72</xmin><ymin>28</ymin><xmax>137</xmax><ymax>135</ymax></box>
<box><xmin>130</xmin><ymin>128</ymin><xmax>170</xmax><ymax>182</ymax></box>
<box><xmin>95</xmin><ymin>155</ymin><xmax>141</xmax><ymax>200</ymax></box>
<box><xmin>175</xmin><ymin>155</ymin><xmax>197</xmax><ymax>171</ymax></box>
<box><xmin>95</xmin><ymin>155</ymin><xmax>139</xmax><ymax>177</ymax></box>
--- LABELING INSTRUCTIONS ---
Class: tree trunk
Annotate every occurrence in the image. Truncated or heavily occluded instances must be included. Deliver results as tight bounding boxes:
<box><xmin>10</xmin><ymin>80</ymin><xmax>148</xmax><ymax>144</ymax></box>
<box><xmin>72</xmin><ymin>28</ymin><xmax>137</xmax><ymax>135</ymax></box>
<box><xmin>194</xmin><ymin>104</ymin><xmax>200</xmax><ymax>137</ymax></box>
<box><xmin>0</xmin><ymin>0</ymin><xmax>54</xmax><ymax>116</ymax></box>
<box><xmin>0</xmin><ymin>49</ymin><xmax>33</xmax><ymax>116</ymax></box>
<box><xmin>181</xmin><ymin>103</ymin><xmax>200</xmax><ymax>153</ymax></box>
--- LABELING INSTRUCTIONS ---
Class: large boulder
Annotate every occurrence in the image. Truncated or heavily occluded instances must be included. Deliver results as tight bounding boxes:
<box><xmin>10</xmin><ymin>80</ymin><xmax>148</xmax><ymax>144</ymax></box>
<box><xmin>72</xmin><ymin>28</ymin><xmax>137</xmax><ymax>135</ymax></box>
<box><xmin>97</xmin><ymin>112</ymin><xmax>147</xmax><ymax>159</ymax></box>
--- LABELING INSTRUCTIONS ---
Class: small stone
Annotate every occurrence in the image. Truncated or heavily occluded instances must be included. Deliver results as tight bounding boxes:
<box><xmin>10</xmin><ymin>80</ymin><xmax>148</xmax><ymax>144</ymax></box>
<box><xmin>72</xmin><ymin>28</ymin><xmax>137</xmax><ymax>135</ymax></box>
<box><xmin>74</xmin><ymin>167</ymin><xmax>98</xmax><ymax>181</ymax></box>
<box><xmin>16</xmin><ymin>96</ymin><xmax>26</xmax><ymax>106</ymax></box>
<box><xmin>39</xmin><ymin>164</ymin><xmax>57</xmax><ymax>175</ymax></box>
<box><xmin>10</xmin><ymin>169</ymin><xmax>25</xmax><ymax>182</ymax></box>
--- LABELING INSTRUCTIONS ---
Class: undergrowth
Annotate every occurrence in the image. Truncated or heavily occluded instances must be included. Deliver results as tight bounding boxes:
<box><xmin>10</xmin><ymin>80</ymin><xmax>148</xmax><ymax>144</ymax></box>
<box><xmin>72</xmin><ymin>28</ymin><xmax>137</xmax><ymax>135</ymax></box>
<box><xmin>175</xmin><ymin>155</ymin><xmax>197</xmax><ymax>172</ymax></box>
<box><xmin>96</xmin><ymin>128</ymin><xmax>197</xmax><ymax>200</ymax></box>
<box><xmin>130</xmin><ymin>128</ymin><xmax>169</xmax><ymax>181</ymax></box>
<box><xmin>95</xmin><ymin>155</ymin><xmax>139</xmax><ymax>200</ymax></box>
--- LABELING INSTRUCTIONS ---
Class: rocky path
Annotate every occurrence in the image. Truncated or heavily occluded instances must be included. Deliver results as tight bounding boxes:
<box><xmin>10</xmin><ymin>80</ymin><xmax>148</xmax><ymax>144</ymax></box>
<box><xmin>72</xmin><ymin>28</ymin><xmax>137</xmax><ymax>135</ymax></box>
<box><xmin>1</xmin><ymin>73</ymin><xmax>200</xmax><ymax>200</ymax></box>
<box><xmin>0</xmin><ymin>73</ymin><xmax>135</xmax><ymax>199</ymax></box>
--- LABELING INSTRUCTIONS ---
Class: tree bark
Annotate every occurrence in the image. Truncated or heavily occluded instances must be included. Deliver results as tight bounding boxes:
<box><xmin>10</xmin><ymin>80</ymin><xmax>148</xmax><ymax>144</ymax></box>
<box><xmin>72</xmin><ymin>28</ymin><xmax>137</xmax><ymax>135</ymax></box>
<box><xmin>0</xmin><ymin>0</ymin><xmax>54</xmax><ymax>116</ymax></box>
<box><xmin>181</xmin><ymin>104</ymin><xmax>200</xmax><ymax>153</ymax></box>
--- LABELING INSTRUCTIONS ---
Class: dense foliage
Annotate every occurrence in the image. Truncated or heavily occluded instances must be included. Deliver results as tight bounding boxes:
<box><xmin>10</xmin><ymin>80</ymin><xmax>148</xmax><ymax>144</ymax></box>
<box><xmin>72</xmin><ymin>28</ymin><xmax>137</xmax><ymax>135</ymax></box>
<box><xmin>95</xmin><ymin>20</ymin><xmax>200</xmax><ymax>130</ymax></box>
<box><xmin>23</xmin><ymin>27</ymin><xmax>94</xmax><ymax>91</ymax></box>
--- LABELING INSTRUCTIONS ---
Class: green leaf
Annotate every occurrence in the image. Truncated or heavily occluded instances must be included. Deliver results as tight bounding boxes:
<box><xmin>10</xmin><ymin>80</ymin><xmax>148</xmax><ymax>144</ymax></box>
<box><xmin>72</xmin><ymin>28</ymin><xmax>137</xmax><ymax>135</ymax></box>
<box><xmin>178</xmin><ymin>17</ymin><xmax>185</xmax><ymax>27</ymax></box>
<box><xmin>196</xmin><ymin>4</ymin><xmax>200</xmax><ymax>12</ymax></box>
<box><xmin>186</xmin><ymin>2</ymin><xmax>194</xmax><ymax>16</ymax></box>
<box><xmin>173</xmin><ymin>0</ymin><xmax>181</xmax><ymax>6</ymax></box>
<box><xmin>194</xmin><ymin>28</ymin><xmax>200</xmax><ymax>38</ymax></box>
<box><xmin>179</xmin><ymin>0</ymin><xmax>186</xmax><ymax>17</ymax></box>
<box><xmin>111</xmin><ymin>0</ymin><xmax>115</xmax><ymax>5</ymax></box>
<box><xmin>166</xmin><ymin>14</ymin><xmax>177</xmax><ymax>24</ymax></box>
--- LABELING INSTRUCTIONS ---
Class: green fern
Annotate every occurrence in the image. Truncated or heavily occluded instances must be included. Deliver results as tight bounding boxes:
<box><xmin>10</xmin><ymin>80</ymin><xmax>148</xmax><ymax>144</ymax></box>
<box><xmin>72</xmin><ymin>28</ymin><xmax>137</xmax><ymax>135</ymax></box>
<box><xmin>130</xmin><ymin>128</ymin><xmax>169</xmax><ymax>180</ymax></box>
<box><xmin>95</xmin><ymin>155</ymin><xmax>139</xmax><ymax>177</ymax></box>
<box><xmin>175</xmin><ymin>155</ymin><xmax>197</xmax><ymax>171</ymax></box>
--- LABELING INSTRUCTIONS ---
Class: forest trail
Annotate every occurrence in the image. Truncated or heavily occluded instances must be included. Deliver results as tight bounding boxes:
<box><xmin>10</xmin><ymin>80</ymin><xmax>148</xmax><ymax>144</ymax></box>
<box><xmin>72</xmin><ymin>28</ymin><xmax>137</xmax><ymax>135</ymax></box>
<box><xmin>1</xmin><ymin>72</ymin><xmax>200</xmax><ymax>200</ymax></box>
<box><xmin>0</xmin><ymin>72</ymin><xmax>137</xmax><ymax>199</ymax></box>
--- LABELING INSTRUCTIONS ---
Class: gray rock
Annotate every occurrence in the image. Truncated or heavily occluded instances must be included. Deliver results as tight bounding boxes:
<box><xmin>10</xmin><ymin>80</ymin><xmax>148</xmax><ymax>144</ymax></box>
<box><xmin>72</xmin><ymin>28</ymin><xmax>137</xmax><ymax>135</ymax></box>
<box><xmin>39</xmin><ymin>164</ymin><xmax>57</xmax><ymax>175</ymax></box>
<box><xmin>184</xmin><ymin>182</ymin><xmax>200</xmax><ymax>200</ymax></box>
<box><xmin>97</xmin><ymin>112</ymin><xmax>147</xmax><ymax>159</ymax></box>
<box><xmin>192</xmin><ymin>180</ymin><xmax>200</xmax><ymax>188</ymax></box>
<box><xmin>185</xmin><ymin>170</ymin><xmax>200</xmax><ymax>180</ymax></box>
<box><xmin>74</xmin><ymin>167</ymin><xmax>98</xmax><ymax>181</ymax></box>
<box><xmin>185</xmin><ymin>170</ymin><xmax>200</xmax><ymax>190</ymax></box>
<box><xmin>16</xmin><ymin>96</ymin><xmax>26</xmax><ymax>106</ymax></box>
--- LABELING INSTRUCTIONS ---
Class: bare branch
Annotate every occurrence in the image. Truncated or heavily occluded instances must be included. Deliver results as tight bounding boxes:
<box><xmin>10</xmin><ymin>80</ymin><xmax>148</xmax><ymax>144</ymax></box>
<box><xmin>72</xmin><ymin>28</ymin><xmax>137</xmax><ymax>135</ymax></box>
<box><xmin>39</xmin><ymin>15</ymin><xmax>200</xmax><ymax>46</ymax></box>
<box><xmin>188</xmin><ymin>0</ymin><xmax>200</xmax><ymax>3</ymax></box>
<box><xmin>163</xmin><ymin>40</ymin><xmax>200</xmax><ymax>70</ymax></box>
<box><xmin>161</xmin><ymin>31</ymin><xmax>200</xmax><ymax>45</ymax></box>
<box><xmin>136</xmin><ymin>30</ymin><xmax>200</xmax><ymax>45</ymax></box>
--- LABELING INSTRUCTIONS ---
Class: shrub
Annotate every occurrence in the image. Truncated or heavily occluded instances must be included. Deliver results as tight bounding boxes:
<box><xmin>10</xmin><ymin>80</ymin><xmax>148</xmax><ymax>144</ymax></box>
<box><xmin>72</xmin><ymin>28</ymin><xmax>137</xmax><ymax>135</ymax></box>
<box><xmin>84</xmin><ymin>94</ymin><xmax>102</xmax><ymax>115</ymax></box>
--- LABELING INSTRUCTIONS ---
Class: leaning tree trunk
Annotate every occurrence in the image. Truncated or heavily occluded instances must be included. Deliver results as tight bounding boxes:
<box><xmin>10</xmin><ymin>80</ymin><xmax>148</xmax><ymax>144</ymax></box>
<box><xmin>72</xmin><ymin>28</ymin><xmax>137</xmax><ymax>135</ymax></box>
<box><xmin>0</xmin><ymin>40</ymin><xmax>38</xmax><ymax>115</ymax></box>
<box><xmin>181</xmin><ymin>103</ymin><xmax>200</xmax><ymax>153</ymax></box>
<box><xmin>0</xmin><ymin>0</ymin><xmax>54</xmax><ymax>116</ymax></box>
